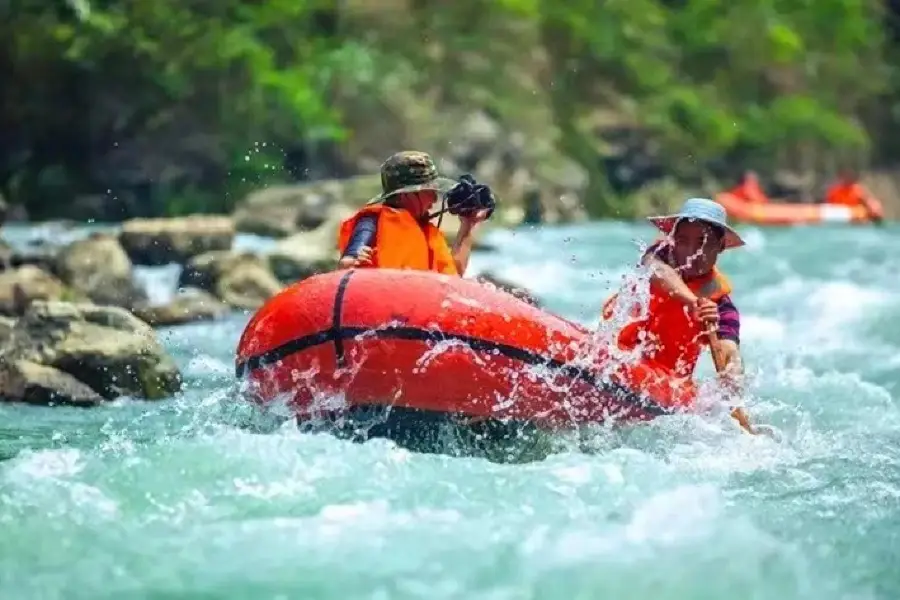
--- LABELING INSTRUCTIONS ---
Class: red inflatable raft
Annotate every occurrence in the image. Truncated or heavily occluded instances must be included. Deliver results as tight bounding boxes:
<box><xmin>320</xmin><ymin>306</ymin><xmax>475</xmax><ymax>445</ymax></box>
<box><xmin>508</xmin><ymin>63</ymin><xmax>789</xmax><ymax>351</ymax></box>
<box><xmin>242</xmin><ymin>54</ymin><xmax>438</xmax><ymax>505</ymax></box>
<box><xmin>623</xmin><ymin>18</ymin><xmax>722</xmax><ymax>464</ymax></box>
<box><xmin>235</xmin><ymin>269</ymin><xmax>698</xmax><ymax>429</ymax></box>
<box><xmin>716</xmin><ymin>192</ymin><xmax>882</xmax><ymax>226</ymax></box>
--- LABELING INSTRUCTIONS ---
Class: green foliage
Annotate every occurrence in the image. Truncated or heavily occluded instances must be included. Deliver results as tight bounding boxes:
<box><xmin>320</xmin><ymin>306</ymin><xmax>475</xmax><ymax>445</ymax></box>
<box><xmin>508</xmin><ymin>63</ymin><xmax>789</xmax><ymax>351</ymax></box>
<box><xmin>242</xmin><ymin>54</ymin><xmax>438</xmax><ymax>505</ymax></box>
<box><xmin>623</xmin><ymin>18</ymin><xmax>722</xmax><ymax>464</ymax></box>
<box><xmin>533</xmin><ymin>0</ymin><xmax>887</xmax><ymax>214</ymax></box>
<box><xmin>0</xmin><ymin>0</ymin><xmax>355</xmax><ymax>218</ymax></box>
<box><xmin>0</xmin><ymin>0</ymin><xmax>897</xmax><ymax>219</ymax></box>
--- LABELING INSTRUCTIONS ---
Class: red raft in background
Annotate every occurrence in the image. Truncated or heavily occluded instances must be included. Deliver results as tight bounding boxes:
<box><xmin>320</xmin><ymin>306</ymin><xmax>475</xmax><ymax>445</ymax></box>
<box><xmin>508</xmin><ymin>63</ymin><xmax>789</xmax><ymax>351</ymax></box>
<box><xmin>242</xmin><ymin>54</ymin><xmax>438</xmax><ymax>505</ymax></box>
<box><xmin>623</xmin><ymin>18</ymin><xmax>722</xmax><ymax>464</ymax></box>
<box><xmin>235</xmin><ymin>268</ymin><xmax>698</xmax><ymax>430</ymax></box>
<box><xmin>715</xmin><ymin>192</ymin><xmax>883</xmax><ymax>226</ymax></box>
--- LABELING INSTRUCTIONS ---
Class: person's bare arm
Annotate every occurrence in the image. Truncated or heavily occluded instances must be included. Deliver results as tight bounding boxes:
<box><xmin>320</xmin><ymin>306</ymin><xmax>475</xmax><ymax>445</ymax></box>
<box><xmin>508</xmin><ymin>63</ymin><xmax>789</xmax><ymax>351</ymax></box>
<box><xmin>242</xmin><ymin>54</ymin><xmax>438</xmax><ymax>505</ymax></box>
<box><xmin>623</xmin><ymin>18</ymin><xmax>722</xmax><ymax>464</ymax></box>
<box><xmin>642</xmin><ymin>254</ymin><xmax>697</xmax><ymax>305</ymax></box>
<box><xmin>716</xmin><ymin>336</ymin><xmax>772</xmax><ymax>436</ymax></box>
<box><xmin>717</xmin><ymin>338</ymin><xmax>742</xmax><ymax>371</ymax></box>
<box><xmin>451</xmin><ymin>222</ymin><xmax>477</xmax><ymax>275</ymax></box>
<box><xmin>452</xmin><ymin>210</ymin><xmax>490</xmax><ymax>275</ymax></box>
<box><xmin>716</xmin><ymin>338</ymin><xmax>743</xmax><ymax>390</ymax></box>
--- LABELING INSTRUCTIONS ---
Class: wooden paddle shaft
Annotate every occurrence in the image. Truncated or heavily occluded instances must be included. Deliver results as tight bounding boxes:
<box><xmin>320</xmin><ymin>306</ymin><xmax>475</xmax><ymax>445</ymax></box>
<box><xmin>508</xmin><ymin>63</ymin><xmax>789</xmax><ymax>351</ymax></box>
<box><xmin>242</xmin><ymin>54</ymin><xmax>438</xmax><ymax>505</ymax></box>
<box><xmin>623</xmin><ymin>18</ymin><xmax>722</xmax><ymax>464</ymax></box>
<box><xmin>707</xmin><ymin>329</ymin><xmax>728</xmax><ymax>373</ymax></box>
<box><xmin>708</xmin><ymin>326</ymin><xmax>756</xmax><ymax>434</ymax></box>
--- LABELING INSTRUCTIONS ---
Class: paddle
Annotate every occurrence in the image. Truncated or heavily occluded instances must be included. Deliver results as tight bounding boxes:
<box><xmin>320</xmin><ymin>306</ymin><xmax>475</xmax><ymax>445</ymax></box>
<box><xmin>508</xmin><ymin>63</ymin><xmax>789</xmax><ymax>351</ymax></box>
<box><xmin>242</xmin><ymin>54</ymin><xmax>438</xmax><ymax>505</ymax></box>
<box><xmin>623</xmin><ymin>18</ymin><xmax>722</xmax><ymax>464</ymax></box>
<box><xmin>706</xmin><ymin>328</ymin><xmax>776</xmax><ymax>437</ymax></box>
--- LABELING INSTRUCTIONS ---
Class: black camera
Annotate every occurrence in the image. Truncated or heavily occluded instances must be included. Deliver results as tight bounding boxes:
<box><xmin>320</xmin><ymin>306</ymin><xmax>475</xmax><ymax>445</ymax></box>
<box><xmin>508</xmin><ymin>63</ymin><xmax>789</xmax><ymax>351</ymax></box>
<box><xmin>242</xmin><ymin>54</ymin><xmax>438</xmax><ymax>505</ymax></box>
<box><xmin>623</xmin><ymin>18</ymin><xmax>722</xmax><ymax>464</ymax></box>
<box><xmin>445</xmin><ymin>174</ymin><xmax>496</xmax><ymax>219</ymax></box>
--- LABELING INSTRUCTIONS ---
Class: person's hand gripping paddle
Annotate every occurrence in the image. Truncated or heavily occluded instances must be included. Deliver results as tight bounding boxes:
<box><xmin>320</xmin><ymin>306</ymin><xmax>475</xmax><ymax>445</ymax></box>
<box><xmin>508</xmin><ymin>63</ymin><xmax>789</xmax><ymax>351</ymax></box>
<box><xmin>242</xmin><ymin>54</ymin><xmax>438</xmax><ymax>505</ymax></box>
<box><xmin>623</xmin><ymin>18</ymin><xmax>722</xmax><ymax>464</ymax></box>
<box><xmin>706</xmin><ymin>327</ymin><xmax>780</xmax><ymax>439</ymax></box>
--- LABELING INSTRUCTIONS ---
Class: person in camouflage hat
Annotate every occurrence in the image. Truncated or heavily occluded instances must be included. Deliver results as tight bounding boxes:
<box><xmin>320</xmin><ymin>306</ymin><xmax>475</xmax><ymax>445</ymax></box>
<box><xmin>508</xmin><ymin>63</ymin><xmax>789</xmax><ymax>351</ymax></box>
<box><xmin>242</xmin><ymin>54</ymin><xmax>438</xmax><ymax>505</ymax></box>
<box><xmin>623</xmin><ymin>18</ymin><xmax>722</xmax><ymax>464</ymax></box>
<box><xmin>367</xmin><ymin>151</ymin><xmax>457</xmax><ymax>205</ymax></box>
<box><xmin>336</xmin><ymin>151</ymin><xmax>493</xmax><ymax>275</ymax></box>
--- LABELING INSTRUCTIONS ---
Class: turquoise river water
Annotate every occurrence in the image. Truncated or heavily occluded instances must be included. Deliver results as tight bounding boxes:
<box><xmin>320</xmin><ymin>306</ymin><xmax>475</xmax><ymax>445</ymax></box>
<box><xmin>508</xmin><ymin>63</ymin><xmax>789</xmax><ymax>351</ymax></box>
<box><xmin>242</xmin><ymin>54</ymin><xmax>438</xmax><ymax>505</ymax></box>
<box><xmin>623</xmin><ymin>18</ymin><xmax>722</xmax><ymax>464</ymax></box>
<box><xmin>0</xmin><ymin>221</ymin><xmax>898</xmax><ymax>599</ymax></box>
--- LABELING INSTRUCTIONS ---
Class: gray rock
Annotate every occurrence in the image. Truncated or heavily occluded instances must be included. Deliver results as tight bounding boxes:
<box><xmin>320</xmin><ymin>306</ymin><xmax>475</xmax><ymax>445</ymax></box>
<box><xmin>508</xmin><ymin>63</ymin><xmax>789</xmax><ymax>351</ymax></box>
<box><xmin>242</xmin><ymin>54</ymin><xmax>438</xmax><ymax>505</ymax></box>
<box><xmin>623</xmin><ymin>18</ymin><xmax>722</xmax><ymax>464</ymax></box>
<box><xmin>132</xmin><ymin>288</ymin><xmax>230</xmax><ymax>327</ymax></box>
<box><xmin>266</xmin><ymin>207</ymin><xmax>351</xmax><ymax>283</ymax></box>
<box><xmin>232</xmin><ymin>175</ymin><xmax>382</xmax><ymax>238</ymax></box>
<box><xmin>0</xmin><ymin>360</ymin><xmax>104</xmax><ymax>407</ymax></box>
<box><xmin>2</xmin><ymin>301</ymin><xmax>182</xmax><ymax>401</ymax></box>
<box><xmin>119</xmin><ymin>215</ymin><xmax>235</xmax><ymax>266</ymax></box>
<box><xmin>234</xmin><ymin>185</ymin><xmax>331</xmax><ymax>237</ymax></box>
<box><xmin>179</xmin><ymin>251</ymin><xmax>283</xmax><ymax>310</ymax></box>
<box><xmin>0</xmin><ymin>266</ymin><xmax>71</xmax><ymax>315</ymax></box>
<box><xmin>54</xmin><ymin>233</ymin><xmax>144</xmax><ymax>308</ymax></box>
<box><xmin>0</xmin><ymin>315</ymin><xmax>14</xmax><ymax>344</ymax></box>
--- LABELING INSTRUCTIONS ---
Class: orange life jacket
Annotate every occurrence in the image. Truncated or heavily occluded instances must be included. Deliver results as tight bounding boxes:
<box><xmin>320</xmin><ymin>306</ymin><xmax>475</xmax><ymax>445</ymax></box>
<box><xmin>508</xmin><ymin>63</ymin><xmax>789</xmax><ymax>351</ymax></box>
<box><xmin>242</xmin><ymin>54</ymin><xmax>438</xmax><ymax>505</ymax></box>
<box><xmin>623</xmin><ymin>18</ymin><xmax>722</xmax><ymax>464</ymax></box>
<box><xmin>336</xmin><ymin>205</ymin><xmax>459</xmax><ymax>275</ymax></box>
<box><xmin>601</xmin><ymin>268</ymin><xmax>732</xmax><ymax>378</ymax></box>
<box><xmin>728</xmin><ymin>179</ymin><xmax>768</xmax><ymax>204</ymax></box>
<box><xmin>825</xmin><ymin>181</ymin><xmax>867</xmax><ymax>207</ymax></box>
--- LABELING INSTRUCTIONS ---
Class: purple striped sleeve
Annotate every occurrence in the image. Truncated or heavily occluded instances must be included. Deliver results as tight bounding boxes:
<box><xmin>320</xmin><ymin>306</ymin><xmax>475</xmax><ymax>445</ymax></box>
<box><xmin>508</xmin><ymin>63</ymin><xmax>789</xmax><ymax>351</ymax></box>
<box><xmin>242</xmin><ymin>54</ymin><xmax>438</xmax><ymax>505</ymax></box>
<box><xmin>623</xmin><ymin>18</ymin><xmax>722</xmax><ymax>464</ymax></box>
<box><xmin>716</xmin><ymin>294</ymin><xmax>740</xmax><ymax>344</ymax></box>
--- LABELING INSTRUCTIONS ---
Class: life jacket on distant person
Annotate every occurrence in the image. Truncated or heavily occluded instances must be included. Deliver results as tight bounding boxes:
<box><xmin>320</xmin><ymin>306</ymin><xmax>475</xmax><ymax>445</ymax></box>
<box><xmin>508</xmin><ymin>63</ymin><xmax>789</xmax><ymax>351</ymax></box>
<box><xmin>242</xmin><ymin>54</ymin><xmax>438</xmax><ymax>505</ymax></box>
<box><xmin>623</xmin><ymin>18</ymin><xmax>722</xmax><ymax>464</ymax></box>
<box><xmin>727</xmin><ymin>173</ymin><xmax>769</xmax><ymax>204</ymax></box>
<box><xmin>824</xmin><ymin>176</ymin><xmax>885</xmax><ymax>221</ymax></box>
<box><xmin>337</xmin><ymin>205</ymin><xmax>459</xmax><ymax>275</ymax></box>
<box><xmin>601</xmin><ymin>265</ymin><xmax>733</xmax><ymax>379</ymax></box>
<box><xmin>825</xmin><ymin>180</ymin><xmax>869</xmax><ymax>207</ymax></box>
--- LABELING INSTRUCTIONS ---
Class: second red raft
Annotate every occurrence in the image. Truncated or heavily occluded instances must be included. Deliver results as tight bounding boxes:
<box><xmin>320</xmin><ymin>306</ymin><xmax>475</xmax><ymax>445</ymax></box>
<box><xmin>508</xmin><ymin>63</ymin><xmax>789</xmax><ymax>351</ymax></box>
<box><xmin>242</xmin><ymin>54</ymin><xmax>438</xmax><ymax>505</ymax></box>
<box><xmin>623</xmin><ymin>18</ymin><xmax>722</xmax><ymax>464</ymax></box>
<box><xmin>235</xmin><ymin>268</ymin><xmax>698</xmax><ymax>429</ymax></box>
<box><xmin>716</xmin><ymin>192</ymin><xmax>883</xmax><ymax>225</ymax></box>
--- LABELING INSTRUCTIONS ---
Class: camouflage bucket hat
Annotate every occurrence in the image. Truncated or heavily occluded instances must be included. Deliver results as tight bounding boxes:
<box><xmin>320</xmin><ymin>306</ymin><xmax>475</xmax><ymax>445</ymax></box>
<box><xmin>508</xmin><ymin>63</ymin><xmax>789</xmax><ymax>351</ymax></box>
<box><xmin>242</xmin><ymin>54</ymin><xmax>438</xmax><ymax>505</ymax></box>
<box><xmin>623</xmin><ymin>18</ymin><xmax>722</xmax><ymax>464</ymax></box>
<box><xmin>367</xmin><ymin>151</ymin><xmax>457</xmax><ymax>204</ymax></box>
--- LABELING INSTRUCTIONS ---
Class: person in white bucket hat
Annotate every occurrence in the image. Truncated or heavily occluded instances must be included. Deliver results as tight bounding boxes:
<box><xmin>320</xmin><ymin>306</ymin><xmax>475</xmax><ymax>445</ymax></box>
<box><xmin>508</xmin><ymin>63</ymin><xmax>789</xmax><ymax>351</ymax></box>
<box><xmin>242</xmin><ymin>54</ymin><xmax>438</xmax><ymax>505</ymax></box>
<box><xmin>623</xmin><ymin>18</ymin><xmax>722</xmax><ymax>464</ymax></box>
<box><xmin>602</xmin><ymin>198</ymin><xmax>772</xmax><ymax>436</ymax></box>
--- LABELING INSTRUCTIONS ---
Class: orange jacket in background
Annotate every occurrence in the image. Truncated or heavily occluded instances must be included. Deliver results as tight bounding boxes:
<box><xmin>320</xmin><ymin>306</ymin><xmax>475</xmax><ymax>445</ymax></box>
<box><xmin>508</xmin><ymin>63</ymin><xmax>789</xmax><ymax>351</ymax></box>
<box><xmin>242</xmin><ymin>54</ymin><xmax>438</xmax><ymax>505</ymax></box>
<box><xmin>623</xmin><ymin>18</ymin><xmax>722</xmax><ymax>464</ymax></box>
<box><xmin>727</xmin><ymin>178</ymin><xmax>769</xmax><ymax>204</ymax></box>
<box><xmin>602</xmin><ymin>268</ymin><xmax>733</xmax><ymax>379</ymax></box>
<box><xmin>825</xmin><ymin>181</ymin><xmax>868</xmax><ymax>207</ymax></box>
<box><xmin>337</xmin><ymin>205</ymin><xmax>459</xmax><ymax>275</ymax></box>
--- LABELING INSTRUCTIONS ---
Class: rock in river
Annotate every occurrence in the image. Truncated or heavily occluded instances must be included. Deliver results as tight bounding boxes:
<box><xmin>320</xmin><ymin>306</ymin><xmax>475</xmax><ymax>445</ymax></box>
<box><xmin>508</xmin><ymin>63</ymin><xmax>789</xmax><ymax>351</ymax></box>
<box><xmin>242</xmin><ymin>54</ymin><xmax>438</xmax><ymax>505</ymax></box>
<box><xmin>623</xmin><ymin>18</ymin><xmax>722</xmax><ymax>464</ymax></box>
<box><xmin>0</xmin><ymin>265</ymin><xmax>71</xmax><ymax>315</ymax></box>
<box><xmin>0</xmin><ymin>360</ymin><xmax>103</xmax><ymax>407</ymax></box>
<box><xmin>232</xmin><ymin>176</ymin><xmax>380</xmax><ymax>238</ymax></box>
<box><xmin>131</xmin><ymin>288</ymin><xmax>230</xmax><ymax>327</ymax></box>
<box><xmin>265</xmin><ymin>206</ymin><xmax>351</xmax><ymax>283</ymax></box>
<box><xmin>179</xmin><ymin>251</ymin><xmax>283</xmax><ymax>311</ymax></box>
<box><xmin>54</xmin><ymin>232</ymin><xmax>146</xmax><ymax>308</ymax></box>
<box><xmin>0</xmin><ymin>301</ymin><xmax>182</xmax><ymax>404</ymax></box>
<box><xmin>119</xmin><ymin>215</ymin><xmax>235</xmax><ymax>266</ymax></box>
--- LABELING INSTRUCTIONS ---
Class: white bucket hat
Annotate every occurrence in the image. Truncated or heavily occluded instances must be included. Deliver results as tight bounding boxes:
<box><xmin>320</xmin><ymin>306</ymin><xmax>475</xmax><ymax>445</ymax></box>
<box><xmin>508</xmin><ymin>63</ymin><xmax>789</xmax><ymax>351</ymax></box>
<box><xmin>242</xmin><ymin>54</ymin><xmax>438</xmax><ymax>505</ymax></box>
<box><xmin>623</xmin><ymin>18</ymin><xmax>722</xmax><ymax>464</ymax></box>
<box><xmin>647</xmin><ymin>197</ymin><xmax>745</xmax><ymax>249</ymax></box>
